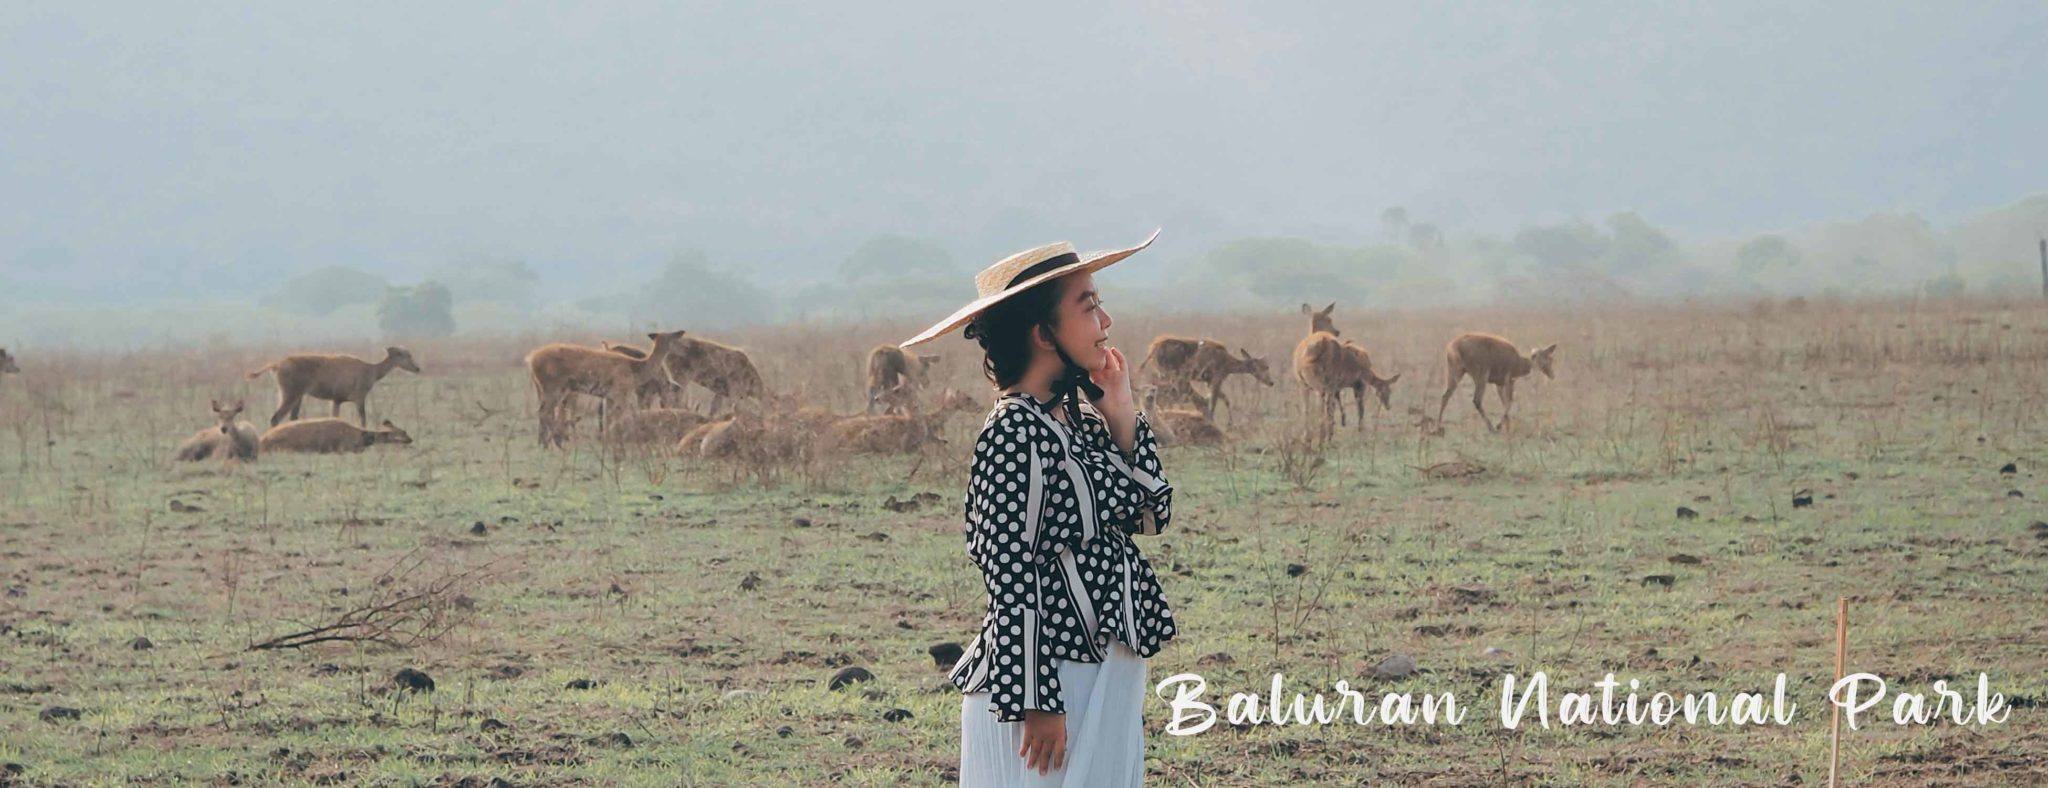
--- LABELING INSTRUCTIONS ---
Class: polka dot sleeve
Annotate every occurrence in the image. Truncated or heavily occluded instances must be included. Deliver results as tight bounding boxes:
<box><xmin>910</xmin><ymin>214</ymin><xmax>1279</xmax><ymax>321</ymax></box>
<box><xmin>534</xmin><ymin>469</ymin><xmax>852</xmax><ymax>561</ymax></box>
<box><xmin>962</xmin><ymin>403</ymin><xmax>1064</xmax><ymax>721</ymax></box>
<box><xmin>1072</xmin><ymin>407</ymin><xmax>1174</xmax><ymax>537</ymax></box>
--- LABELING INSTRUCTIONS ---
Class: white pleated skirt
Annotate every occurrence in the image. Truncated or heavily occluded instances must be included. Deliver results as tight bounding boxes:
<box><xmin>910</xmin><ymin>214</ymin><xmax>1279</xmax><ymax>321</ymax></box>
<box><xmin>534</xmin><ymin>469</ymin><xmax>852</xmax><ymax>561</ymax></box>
<box><xmin>959</xmin><ymin>640</ymin><xmax>1149</xmax><ymax>787</ymax></box>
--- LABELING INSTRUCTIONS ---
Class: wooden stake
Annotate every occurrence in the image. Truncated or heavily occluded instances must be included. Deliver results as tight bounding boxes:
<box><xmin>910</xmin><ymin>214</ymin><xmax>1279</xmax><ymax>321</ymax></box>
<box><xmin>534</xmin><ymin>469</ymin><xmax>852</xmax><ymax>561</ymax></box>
<box><xmin>1828</xmin><ymin>597</ymin><xmax>1849</xmax><ymax>787</ymax></box>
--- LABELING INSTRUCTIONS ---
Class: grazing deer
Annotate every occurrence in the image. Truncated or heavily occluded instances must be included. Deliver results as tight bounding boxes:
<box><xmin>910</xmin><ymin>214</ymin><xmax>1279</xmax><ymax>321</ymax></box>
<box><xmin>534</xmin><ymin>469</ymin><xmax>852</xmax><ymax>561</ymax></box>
<box><xmin>1182</xmin><ymin>342</ymin><xmax>1275</xmax><ymax>419</ymax></box>
<box><xmin>1435</xmin><ymin>333</ymin><xmax>1556</xmax><ymax>433</ymax></box>
<box><xmin>1139</xmin><ymin>335</ymin><xmax>1204</xmax><ymax>376</ymax></box>
<box><xmin>527</xmin><ymin>330</ymin><xmax>687</xmax><ymax>447</ymax></box>
<box><xmin>258</xmin><ymin>418</ymin><xmax>413</xmax><ymax>454</ymax></box>
<box><xmin>865</xmin><ymin>344</ymin><xmax>941</xmax><ymax>415</ymax></box>
<box><xmin>1293</xmin><ymin>333</ymin><xmax>1400</xmax><ymax>429</ymax></box>
<box><xmin>1140</xmin><ymin>385</ymin><xmax>1223</xmax><ymax>447</ymax></box>
<box><xmin>247</xmin><ymin>347</ymin><xmax>421</xmax><ymax>427</ymax></box>
<box><xmin>174</xmin><ymin>399</ymin><xmax>260</xmax><ymax>462</ymax></box>
<box><xmin>606</xmin><ymin>336</ymin><xmax>765</xmax><ymax>415</ymax></box>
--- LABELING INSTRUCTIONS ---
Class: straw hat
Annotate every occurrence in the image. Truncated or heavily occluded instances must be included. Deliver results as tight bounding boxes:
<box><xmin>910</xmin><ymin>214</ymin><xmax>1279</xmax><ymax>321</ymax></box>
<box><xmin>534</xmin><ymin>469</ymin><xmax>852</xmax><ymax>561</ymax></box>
<box><xmin>900</xmin><ymin>229</ymin><xmax>1160</xmax><ymax>348</ymax></box>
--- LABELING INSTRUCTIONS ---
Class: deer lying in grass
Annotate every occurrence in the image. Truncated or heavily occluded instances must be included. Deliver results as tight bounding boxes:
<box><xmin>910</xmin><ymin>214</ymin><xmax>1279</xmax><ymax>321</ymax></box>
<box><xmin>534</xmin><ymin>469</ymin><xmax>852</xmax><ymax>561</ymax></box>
<box><xmin>606</xmin><ymin>335</ymin><xmax>765</xmax><ymax>415</ymax></box>
<box><xmin>175</xmin><ymin>399</ymin><xmax>260</xmax><ymax>462</ymax></box>
<box><xmin>258</xmin><ymin>418</ymin><xmax>414</xmax><ymax>454</ymax></box>
<box><xmin>1140</xmin><ymin>385</ymin><xmax>1223</xmax><ymax>447</ymax></box>
<box><xmin>603</xmin><ymin>407</ymin><xmax>710</xmax><ymax>446</ymax></box>
<box><xmin>824</xmin><ymin>387</ymin><xmax>977</xmax><ymax>455</ymax></box>
<box><xmin>1294</xmin><ymin>332</ymin><xmax>1400</xmax><ymax>429</ymax></box>
<box><xmin>528</xmin><ymin>330</ymin><xmax>687</xmax><ymax>448</ymax></box>
<box><xmin>248</xmin><ymin>347</ymin><xmax>421</xmax><ymax>427</ymax></box>
<box><xmin>1435</xmin><ymin>333</ymin><xmax>1556</xmax><ymax>433</ymax></box>
<box><xmin>864</xmin><ymin>344</ymin><xmax>941</xmax><ymax>415</ymax></box>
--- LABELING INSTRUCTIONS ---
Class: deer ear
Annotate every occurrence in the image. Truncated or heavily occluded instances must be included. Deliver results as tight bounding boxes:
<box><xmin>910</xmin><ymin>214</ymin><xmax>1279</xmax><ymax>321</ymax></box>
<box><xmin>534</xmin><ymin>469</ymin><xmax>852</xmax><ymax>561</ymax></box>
<box><xmin>211</xmin><ymin>398</ymin><xmax>220</xmax><ymax>410</ymax></box>
<box><xmin>382</xmin><ymin>420</ymin><xmax>396</xmax><ymax>428</ymax></box>
<box><xmin>1300</xmin><ymin>303</ymin><xmax>1313</xmax><ymax>314</ymax></box>
<box><xmin>647</xmin><ymin>332</ymin><xmax>661</xmax><ymax>341</ymax></box>
<box><xmin>1387</xmin><ymin>373</ymin><xmax>1403</xmax><ymax>384</ymax></box>
<box><xmin>1321</xmin><ymin>302</ymin><xmax>1335</xmax><ymax>316</ymax></box>
<box><xmin>1537</xmin><ymin>344</ymin><xmax>1558</xmax><ymax>357</ymax></box>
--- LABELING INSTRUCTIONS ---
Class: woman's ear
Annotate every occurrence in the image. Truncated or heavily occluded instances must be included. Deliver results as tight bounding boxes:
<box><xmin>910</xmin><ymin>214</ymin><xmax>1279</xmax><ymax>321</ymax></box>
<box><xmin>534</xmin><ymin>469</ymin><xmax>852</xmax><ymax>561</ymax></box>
<box><xmin>1029</xmin><ymin>323</ymin><xmax>1057</xmax><ymax>352</ymax></box>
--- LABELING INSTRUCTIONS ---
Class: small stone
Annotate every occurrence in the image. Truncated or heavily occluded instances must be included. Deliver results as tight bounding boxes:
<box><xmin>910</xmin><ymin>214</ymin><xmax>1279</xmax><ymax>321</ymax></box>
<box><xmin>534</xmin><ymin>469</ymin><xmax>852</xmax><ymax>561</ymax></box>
<box><xmin>1285</xmin><ymin>563</ymin><xmax>1307</xmax><ymax>577</ymax></box>
<box><xmin>882</xmin><ymin>708</ymin><xmax>914</xmax><ymax>723</ymax></box>
<box><xmin>792</xmin><ymin>517</ymin><xmax>813</xmax><ymax>528</ymax></box>
<box><xmin>1791</xmin><ymin>490</ymin><xmax>1814</xmax><ymax>508</ymax></box>
<box><xmin>739</xmin><ymin>572</ymin><xmax>761</xmax><ymax>592</ymax></box>
<box><xmin>470</xmin><ymin>521</ymin><xmax>488</xmax><ymax>535</ymax></box>
<box><xmin>928</xmin><ymin>642</ymin><xmax>964</xmax><ymax>670</ymax></box>
<box><xmin>829</xmin><ymin>666</ymin><xmax>875</xmax><ymax>691</ymax></box>
<box><xmin>1368</xmin><ymin>654</ymin><xmax>1417</xmax><ymax>680</ymax></box>
<box><xmin>587</xmin><ymin>732</ymin><xmax>632</xmax><ymax>748</ymax></box>
<box><xmin>1999</xmin><ymin>462</ymin><xmax>2018</xmax><ymax>475</ymax></box>
<box><xmin>2007</xmin><ymin>490</ymin><xmax>2023</xmax><ymax>499</ymax></box>
<box><xmin>128</xmin><ymin>636</ymin><xmax>154</xmax><ymax>650</ymax></box>
<box><xmin>1675</xmin><ymin>506</ymin><xmax>1699</xmax><ymax>520</ymax></box>
<box><xmin>1642</xmin><ymin>574</ymin><xmax>1676</xmax><ymax>588</ymax></box>
<box><xmin>480</xmin><ymin>718</ymin><xmax>509</xmax><ymax>732</ymax></box>
<box><xmin>1668</xmin><ymin>554</ymin><xmax>1703</xmax><ymax>565</ymax></box>
<box><xmin>563</xmin><ymin>678</ymin><xmax>599</xmax><ymax>690</ymax></box>
<box><xmin>776</xmin><ymin>725</ymin><xmax>794</xmax><ymax>738</ymax></box>
<box><xmin>38</xmin><ymin>706</ymin><xmax>82</xmax><ymax>723</ymax></box>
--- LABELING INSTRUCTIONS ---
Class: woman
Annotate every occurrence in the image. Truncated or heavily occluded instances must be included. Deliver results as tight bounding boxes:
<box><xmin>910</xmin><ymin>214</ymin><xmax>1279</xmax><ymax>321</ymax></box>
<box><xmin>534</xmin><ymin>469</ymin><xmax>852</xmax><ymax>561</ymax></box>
<box><xmin>901</xmin><ymin>231</ymin><xmax>1176</xmax><ymax>786</ymax></box>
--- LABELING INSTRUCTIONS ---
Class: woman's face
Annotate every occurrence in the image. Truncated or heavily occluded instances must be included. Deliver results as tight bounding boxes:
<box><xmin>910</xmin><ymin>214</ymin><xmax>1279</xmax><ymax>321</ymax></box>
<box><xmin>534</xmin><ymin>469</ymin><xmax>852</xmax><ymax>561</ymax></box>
<box><xmin>1046</xmin><ymin>272</ymin><xmax>1113</xmax><ymax>371</ymax></box>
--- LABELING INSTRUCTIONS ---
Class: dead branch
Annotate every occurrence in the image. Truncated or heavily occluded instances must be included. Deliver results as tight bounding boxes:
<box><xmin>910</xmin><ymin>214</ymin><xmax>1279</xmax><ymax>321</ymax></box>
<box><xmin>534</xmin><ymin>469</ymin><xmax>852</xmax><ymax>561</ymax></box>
<box><xmin>249</xmin><ymin>549</ymin><xmax>506</xmax><ymax>651</ymax></box>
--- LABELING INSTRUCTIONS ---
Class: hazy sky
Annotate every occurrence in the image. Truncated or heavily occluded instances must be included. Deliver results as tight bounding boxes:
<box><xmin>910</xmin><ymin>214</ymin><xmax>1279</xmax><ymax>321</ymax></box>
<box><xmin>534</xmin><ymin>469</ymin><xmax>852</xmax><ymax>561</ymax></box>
<box><xmin>3</xmin><ymin>1</ymin><xmax>2043</xmax><ymax>303</ymax></box>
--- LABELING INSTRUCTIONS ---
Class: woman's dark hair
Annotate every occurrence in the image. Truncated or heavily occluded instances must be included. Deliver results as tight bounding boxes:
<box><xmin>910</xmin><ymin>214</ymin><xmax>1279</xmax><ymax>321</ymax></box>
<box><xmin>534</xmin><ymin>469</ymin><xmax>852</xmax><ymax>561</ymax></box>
<box><xmin>962</xmin><ymin>275</ymin><xmax>1102</xmax><ymax>413</ymax></box>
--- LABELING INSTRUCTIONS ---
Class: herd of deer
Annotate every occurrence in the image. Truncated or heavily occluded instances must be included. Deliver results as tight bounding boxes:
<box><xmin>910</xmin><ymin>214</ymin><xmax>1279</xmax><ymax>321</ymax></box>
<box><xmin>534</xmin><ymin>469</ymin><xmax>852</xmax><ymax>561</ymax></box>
<box><xmin>0</xmin><ymin>313</ymin><xmax>1556</xmax><ymax>469</ymax></box>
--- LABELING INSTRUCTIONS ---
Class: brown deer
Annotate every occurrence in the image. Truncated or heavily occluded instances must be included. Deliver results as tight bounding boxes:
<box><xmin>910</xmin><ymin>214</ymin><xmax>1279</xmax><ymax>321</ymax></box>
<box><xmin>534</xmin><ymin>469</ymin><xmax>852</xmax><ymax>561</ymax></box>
<box><xmin>1435</xmin><ymin>333</ymin><xmax>1556</xmax><ymax>433</ymax></box>
<box><xmin>606</xmin><ymin>336</ymin><xmax>765</xmax><ymax>415</ymax></box>
<box><xmin>824</xmin><ymin>387</ymin><xmax>978</xmax><ymax>455</ymax></box>
<box><xmin>1138</xmin><ymin>335</ymin><xmax>1204</xmax><ymax>377</ymax></box>
<box><xmin>1182</xmin><ymin>342</ymin><xmax>1276</xmax><ymax>419</ymax></box>
<box><xmin>247</xmin><ymin>347</ymin><xmax>421</xmax><ymax>427</ymax></box>
<box><xmin>258</xmin><ymin>418</ymin><xmax>414</xmax><ymax>454</ymax></box>
<box><xmin>1294</xmin><ymin>333</ymin><xmax>1399</xmax><ymax>429</ymax></box>
<box><xmin>1140</xmin><ymin>385</ymin><xmax>1223</xmax><ymax>447</ymax></box>
<box><xmin>527</xmin><ymin>330</ymin><xmax>687</xmax><ymax>447</ymax></box>
<box><xmin>175</xmin><ymin>399</ymin><xmax>260</xmax><ymax>462</ymax></box>
<box><xmin>1301</xmin><ymin>302</ymin><xmax>1340</xmax><ymax>336</ymax></box>
<box><xmin>865</xmin><ymin>344</ymin><xmax>941</xmax><ymax>415</ymax></box>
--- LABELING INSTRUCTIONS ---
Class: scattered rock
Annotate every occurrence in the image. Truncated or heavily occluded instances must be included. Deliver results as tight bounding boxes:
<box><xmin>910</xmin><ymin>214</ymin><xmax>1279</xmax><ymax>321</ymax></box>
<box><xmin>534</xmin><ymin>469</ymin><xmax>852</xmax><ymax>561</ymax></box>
<box><xmin>469</xmin><ymin>521</ymin><xmax>489</xmax><ymax>536</ymax></box>
<box><xmin>1668</xmin><ymin>554</ymin><xmax>1703</xmax><ymax>565</ymax></box>
<box><xmin>38</xmin><ymin>706</ymin><xmax>81</xmax><ymax>723</ymax></box>
<box><xmin>1641</xmin><ymin>574</ymin><xmax>1676</xmax><ymax>588</ymax></box>
<box><xmin>393</xmin><ymin>668</ymin><xmax>435</xmax><ymax>693</ymax></box>
<box><xmin>881</xmin><ymin>495</ymin><xmax>919</xmax><ymax>513</ymax></box>
<box><xmin>607</xmin><ymin>582</ymin><xmax>626</xmax><ymax>596</ymax></box>
<box><xmin>563</xmin><ymin>678</ymin><xmax>599</xmax><ymax>690</ymax></box>
<box><xmin>861</xmin><ymin>532</ymin><xmax>890</xmax><ymax>542</ymax></box>
<box><xmin>169</xmin><ymin>500</ymin><xmax>203</xmax><ymax>513</ymax></box>
<box><xmin>1999</xmin><ymin>462</ymin><xmax>2018</xmax><ymax>475</ymax></box>
<box><xmin>128</xmin><ymin>636</ymin><xmax>154</xmax><ymax>651</ymax></box>
<box><xmin>776</xmin><ymin>725</ymin><xmax>793</xmax><ymax>738</ymax></box>
<box><xmin>1369</xmin><ymin>654</ymin><xmax>1417</xmax><ymax>680</ymax></box>
<box><xmin>1449</xmin><ymin>584</ymin><xmax>1495</xmax><ymax>605</ymax></box>
<box><xmin>2007</xmin><ymin>490</ymin><xmax>2024</xmax><ymax>499</ymax></box>
<box><xmin>1791</xmin><ymin>490</ymin><xmax>1815</xmax><ymax>508</ymax></box>
<box><xmin>1693</xmin><ymin>495</ymin><xmax>1713</xmax><ymax>502</ymax></box>
<box><xmin>1285</xmin><ymin>563</ymin><xmax>1307</xmax><ymax>577</ymax></box>
<box><xmin>586</xmin><ymin>732</ymin><xmax>632</xmax><ymax>748</ymax></box>
<box><xmin>828</xmin><ymin>666</ymin><xmax>875</xmax><ymax>691</ymax></box>
<box><xmin>882</xmin><ymin>708</ymin><xmax>914</xmax><ymax>723</ymax></box>
<box><xmin>2029</xmin><ymin>522</ymin><xmax>2048</xmax><ymax>539</ymax></box>
<box><xmin>1675</xmin><ymin>506</ymin><xmax>1699</xmax><ymax>520</ymax></box>
<box><xmin>791</xmin><ymin>517</ymin><xmax>813</xmax><ymax>528</ymax></box>
<box><xmin>486</xmin><ymin>664</ymin><xmax>525</xmax><ymax>681</ymax></box>
<box><xmin>927</xmin><ymin>642</ymin><xmax>964</xmax><ymax>670</ymax></box>
<box><xmin>739</xmin><ymin>572</ymin><xmax>761</xmax><ymax>592</ymax></box>
<box><xmin>843</xmin><ymin>736</ymin><xmax>865</xmax><ymax>750</ymax></box>
<box><xmin>480</xmin><ymin>718</ymin><xmax>510</xmax><ymax>733</ymax></box>
<box><xmin>648</xmin><ymin>494</ymin><xmax>664</xmax><ymax>502</ymax></box>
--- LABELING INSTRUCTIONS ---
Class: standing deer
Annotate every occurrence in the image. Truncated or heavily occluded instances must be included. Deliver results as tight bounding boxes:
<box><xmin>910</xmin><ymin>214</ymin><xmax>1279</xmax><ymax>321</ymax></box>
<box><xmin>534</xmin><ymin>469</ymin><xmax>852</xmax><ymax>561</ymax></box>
<box><xmin>605</xmin><ymin>335</ymin><xmax>764</xmax><ymax>415</ymax></box>
<box><xmin>527</xmin><ymin>330</ymin><xmax>687</xmax><ymax>447</ymax></box>
<box><xmin>1182</xmin><ymin>342</ymin><xmax>1275</xmax><ymax>419</ymax></box>
<box><xmin>1301</xmin><ymin>302</ymin><xmax>1340</xmax><ymax>336</ymax></box>
<box><xmin>1435</xmin><ymin>333</ymin><xmax>1556</xmax><ymax>433</ymax></box>
<box><xmin>1294</xmin><ymin>333</ymin><xmax>1399</xmax><ymax>429</ymax></box>
<box><xmin>247</xmin><ymin>347</ymin><xmax>421</xmax><ymax>427</ymax></box>
<box><xmin>864</xmin><ymin>344</ymin><xmax>941</xmax><ymax>415</ymax></box>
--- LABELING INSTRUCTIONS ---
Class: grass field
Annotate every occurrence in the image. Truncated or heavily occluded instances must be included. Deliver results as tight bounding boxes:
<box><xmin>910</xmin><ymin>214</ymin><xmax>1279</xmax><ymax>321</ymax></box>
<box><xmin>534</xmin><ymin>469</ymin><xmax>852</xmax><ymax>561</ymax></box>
<box><xmin>2</xmin><ymin>297</ymin><xmax>2044</xmax><ymax>786</ymax></box>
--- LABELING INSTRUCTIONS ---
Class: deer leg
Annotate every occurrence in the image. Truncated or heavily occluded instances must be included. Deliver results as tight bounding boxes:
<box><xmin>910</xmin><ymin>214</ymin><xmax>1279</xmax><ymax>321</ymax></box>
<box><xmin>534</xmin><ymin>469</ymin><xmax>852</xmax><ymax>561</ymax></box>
<box><xmin>270</xmin><ymin>391</ymin><xmax>295</xmax><ymax>427</ymax></box>
<box><xmin>356</xmin><ymin>399</ymin><xmax>369</xmax><ymax>427</ymax></box>
<box><xmin>1352</xmin><ymin>383</ymin><xmax>1366</xmax><ymax>428</ymax></box>
<box><xmin>1472</xmin><ymin>379</ymin><xmax>1496</xmax><ymax>432</ymax></box>
<box><xmin>1436</xmin><ymin>368</ymin><xmax>1463</xmax><ymax>425</ymax></box>
<box><xmin>1498</xmin><ymin>379</ymin><xmax>1516</xmax><ymax>432</ymax></box>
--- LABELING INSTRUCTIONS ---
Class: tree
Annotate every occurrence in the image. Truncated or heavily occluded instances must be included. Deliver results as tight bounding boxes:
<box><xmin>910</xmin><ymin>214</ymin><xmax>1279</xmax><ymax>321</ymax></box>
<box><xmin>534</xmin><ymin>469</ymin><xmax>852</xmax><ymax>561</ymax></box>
<box><xmin>1602</xmin><ymin>212</ymin><xmax>1679</xmax><ymax>273</ymax></box>
<box><xmin>1513</xmin><ymin>221</ymin><xmax>1609</xmax><ymax>269</ymax></box>
<box><xmin>435</xmin><ymin>257</ymin><xmax>539</xmax><ymax>305</ymax></box>
<box><xmin>1380</xmin><ymin>206</ymin><xmax>1409</xmax><ymax>247</ymax></box>
<box><xmin>265</xmin><ymin>266</ymin><xmax>390</xmax><ymax>316</ymax></box>
<box><xmin>611</xmin><ymin>251</ymin><xmax>774</xmax><ymax>328</ymax></box>
<box><xmin>378</xmin><ymin>281</ymin><xmax>455</xmax><ymax>339</ymax></box>
<box><xmin>1734</xmin><ymin>234</ymin><xmax>1800</xmax><ymax>276</ymax></box>
<box><xmin>1406</xmin><ymin>222</ymin><xmax>1445</xmax><ymax>257</ymax></box>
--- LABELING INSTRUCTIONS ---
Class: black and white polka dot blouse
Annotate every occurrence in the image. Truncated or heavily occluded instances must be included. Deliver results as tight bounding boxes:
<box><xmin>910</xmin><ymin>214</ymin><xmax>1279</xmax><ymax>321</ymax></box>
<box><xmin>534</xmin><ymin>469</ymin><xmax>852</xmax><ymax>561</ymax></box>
<box><xmin>949</xmin><ymin>391</ymin><xmax>1177</xmax><ymax>722</ymax></box>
